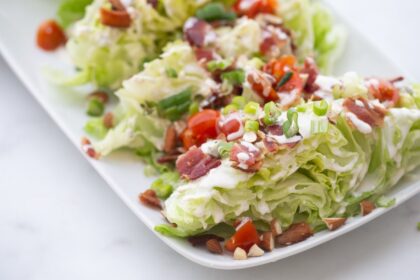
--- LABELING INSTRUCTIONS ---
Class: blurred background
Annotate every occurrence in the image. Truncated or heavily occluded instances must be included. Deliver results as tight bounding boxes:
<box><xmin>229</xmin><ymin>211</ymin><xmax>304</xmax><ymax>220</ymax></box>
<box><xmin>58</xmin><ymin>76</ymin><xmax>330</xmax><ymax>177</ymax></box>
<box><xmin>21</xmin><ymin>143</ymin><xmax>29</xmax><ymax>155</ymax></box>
<box><xmin>0</xmin><ymin>0</ymin><xmax>419</xmax><ymax>279</ymax></box>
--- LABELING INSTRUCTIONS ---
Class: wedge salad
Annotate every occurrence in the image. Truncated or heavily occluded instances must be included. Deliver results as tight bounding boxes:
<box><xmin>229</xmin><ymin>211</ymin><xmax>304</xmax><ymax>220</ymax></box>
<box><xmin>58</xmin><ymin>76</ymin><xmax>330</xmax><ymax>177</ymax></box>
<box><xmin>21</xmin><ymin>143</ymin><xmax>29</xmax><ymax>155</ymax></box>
<box><xmin>36</xmin><ymin>0</ymin><xmax>420</xmax><ymax>260</ymax></box>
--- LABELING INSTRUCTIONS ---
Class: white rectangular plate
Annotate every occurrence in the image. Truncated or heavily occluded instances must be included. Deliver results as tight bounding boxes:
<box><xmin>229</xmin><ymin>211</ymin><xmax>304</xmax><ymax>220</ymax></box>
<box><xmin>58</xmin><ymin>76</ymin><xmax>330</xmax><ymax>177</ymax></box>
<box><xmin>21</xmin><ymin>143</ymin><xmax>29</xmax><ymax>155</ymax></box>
<box><xmin>1</xmin><ymin>0</ymin><xmax>419</xmax><ymax>270</ymax></box>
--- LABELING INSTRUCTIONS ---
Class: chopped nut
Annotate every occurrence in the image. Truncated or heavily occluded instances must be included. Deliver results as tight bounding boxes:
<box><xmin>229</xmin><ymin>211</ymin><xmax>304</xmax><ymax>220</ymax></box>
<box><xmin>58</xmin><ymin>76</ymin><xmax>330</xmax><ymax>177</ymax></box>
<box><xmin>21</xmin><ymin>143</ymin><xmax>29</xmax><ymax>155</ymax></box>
<box><xmin>360</xmin><ymin>200</ymin><xmax>375</xmax><ymax>216</ymax></box>
<box><xmin>187</xmin><ymin>234</ymin><xmax>224</xmax><ymax>247</ymax></box>
<box><xmin>233</xmin><ymin>247</ymin><xmax>247</xmax><ymax>260</ymax></box>
<box><xmin>139</xmin><ymin>189</ymin><xmax>162</xmax><ymax>210</ymax></box>
<box><xmin>260</xmin><ymin>232</ymin><xmax>274</xmax><ymax>252</ymax></box>
<box><xmin>323</xmin><ymin>217</ymin><xmax>347</xmax><ymax>231</ymax></box>
<box><xmin>270</xmin><ymin>219</ymin><xmax>282</xmax><ymax>236</ymax></box>
<box><xmin>81</xmin><ymin>137</ymin><xmax>100</xmax><ymax>159</ymax></box>
<box><xmin>206</xmin><ymin>239</ymin><xmax>223</xmax><ymax>255</ymax></box>
<box><xmin>276</xmin><ymin>223</ymin><xmax>313</xmax><ymax>247</ymax></box>
<box><xmin>163</xmin><ymin>125</ymin><xmax>177</xmax><ymax>153</ymax></box>
<box><xmin>247</xmin><ymin>244</ymin><xmax>264</xmax><ymax>257</ymax></box>
<box><xmin>103</xmin><ymin>112</ymin><xmax>114</xmax><ymax>129</ymax></box>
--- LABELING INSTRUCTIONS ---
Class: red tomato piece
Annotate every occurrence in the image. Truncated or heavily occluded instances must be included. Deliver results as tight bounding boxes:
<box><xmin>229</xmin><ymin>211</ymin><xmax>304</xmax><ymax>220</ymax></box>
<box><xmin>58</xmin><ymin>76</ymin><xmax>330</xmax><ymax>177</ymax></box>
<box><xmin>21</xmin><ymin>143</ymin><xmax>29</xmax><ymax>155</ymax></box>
<box><xmin>247</xmin><ymin>71</ymin><xmax>279</xmax><ymax>102</ymax></box>
<box><xmin>368</xmin><ymin>79</ymin><xmax>400</xmax><ymax>106</ymax></box>
<box><xmin>277</xmin><ymin>69</ymin><xmax>303</xmax><ymax>93</ymax></box>
<box><xmin>36</xmin><ymin>20</ymin><xmax>66</xmax><ymax>51</ymax></box>
<box><xmin>181</xmin><ymin>110</ymin><xmax>220</xmax><ymax>149</ymax></box>
<box><xmin>225</xmin><ymin>220</ymin><xmax>260</xmax><ymax>252</ymax></box>
<box><xmin>219</xmin><ymin>118</ymin><xmax>242</xmax><ymax>138</ymax></box>
<box><xmin>233</xmin><ymin>0</ymin><xmax>277</xmax><ymax>18</ymax></box>
<box><xmin>263</xmin><ymin>55</ymin><xmax>296</xmax><ymax>79</ymax></box>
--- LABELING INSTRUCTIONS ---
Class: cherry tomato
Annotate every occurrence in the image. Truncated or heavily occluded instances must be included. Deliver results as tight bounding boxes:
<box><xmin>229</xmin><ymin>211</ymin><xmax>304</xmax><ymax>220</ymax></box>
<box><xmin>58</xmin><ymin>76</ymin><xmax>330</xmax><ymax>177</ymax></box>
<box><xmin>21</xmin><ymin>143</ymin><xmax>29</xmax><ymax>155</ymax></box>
<box><xmin>36</xmin><ymin>20</ymin><xmax>66</xmax><ymax>51</ymax></box>
<box><xmin>233</xmin><ymin>0</ymin><xmax>277</xmax><ymax>18</ymax></box>
<box><xmin>264</xmin><ymin>56</ymin><xmax>303</xmax><ymax>93</ymax></box>
<box><xmin>263</xmin><ymin>55</ymin><xmax>297</xmax><ymax>79</ymax></box>
<box><xmin>219</xmin><ymin>118</ymin><xmax>242</xmax><ymax>140</ymax></box>
<box><xmin>247</xmin><ymin>71</ymin><xmax>279</xmax><ymax>102</ymax></box>
<box><xmin>369</xmin><ymin>79</ymin><xmax>400</xmax><ymax>106</ymax></box>
<box><xmin>225</xmin><ymin>220</ymin><xmax>260</xmax><ymax>252</ymax></box>
<box><xmin>181</xmin><ymin>110</ymin><xmax>220</xmax><ymax>149</ymax></box>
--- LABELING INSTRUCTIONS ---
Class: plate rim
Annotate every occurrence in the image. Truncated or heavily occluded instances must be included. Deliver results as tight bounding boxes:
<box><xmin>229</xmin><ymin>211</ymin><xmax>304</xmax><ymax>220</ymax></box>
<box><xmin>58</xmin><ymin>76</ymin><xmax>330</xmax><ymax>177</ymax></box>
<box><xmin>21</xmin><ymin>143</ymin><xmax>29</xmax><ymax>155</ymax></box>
<box><xmin>0</xmin><ymin>2</ymin><xmax>419</xmax><ymax>270</ymax></box>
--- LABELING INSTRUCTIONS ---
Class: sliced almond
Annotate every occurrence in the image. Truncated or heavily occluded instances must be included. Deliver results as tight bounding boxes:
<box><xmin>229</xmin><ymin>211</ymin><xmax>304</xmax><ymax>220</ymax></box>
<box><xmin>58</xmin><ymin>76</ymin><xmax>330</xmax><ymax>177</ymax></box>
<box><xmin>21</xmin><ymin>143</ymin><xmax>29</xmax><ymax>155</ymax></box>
<box><xmin>260</xmin><ymin>232</ymin><xmax>274</xmax><ymax>252</ymax></box>
<box><xmin>323</xmin><ymin>217</ymin><xmax>347</xmax><ymax>231</ymax></box>
<box><xmin>360</xmin><ymin>200</ymin><xmax>375</xmax><ymax>216</ymax></box>
<box><xmin>139</xmin><ymin>189</ymin><xmax>161</xmax><ymax>210</ymax></box>
<box><xmin>270</xmin><ymin>219</ymin><xmax>282</xmax><ymax>236</ymax></box>
<box><xmin>163</xmin><ymin>125</ymin><xmax>177</xmax><ymax>153</ymax></box>
<box><xmin>276</xmin><ymin>223</ymin><xmax>313</xmax><ymax>247</ymax></box>
<box><xmin>233</xmin><ymin>247</ymin><xmax>247</xmax><ymax>260</ymax></box>
<box><xmin>247</xmin><ymin>244</ymin><xmax>264</xmax><ymax>257</ymax></box>
<box><xmin>206</xmin><ymin>239</ymin><xmax>223</xmax><ymax>255</ymax></box>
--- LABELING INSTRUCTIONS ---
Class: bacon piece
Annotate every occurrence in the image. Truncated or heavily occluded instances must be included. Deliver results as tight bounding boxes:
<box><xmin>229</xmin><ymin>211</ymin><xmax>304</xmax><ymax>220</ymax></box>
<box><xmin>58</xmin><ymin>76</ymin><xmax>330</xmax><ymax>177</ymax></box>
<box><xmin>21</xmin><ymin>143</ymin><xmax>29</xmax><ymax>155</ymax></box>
<box><xmin>187</xmin><ymin>234</ymin><xmax>224</xmax><ymax>247</ymax></box>
<box><xmin>139</xmin><ymin>189</ymin><xmax>162</xmax><ymax>210</ymax></box>
<box><xmin>157</xmin><ymin>153</ymin><xmax>180</xmax><ymax>164</ymax></box>
<box><xmin>146</xmin><ymin>0</ymin><xmax>158</xmax><ymax>8</ymax></box>
<box><xmin>184</xmin><ymin>18</ymin><xmax>212</xmax><ymax>48</ymax></box>
<box><xmin>100</xmin><ymin>7</ymin><xmax>131</xmax><ymax>28</ymax></box>
<box><xmin>194</xmin><ymin>48</ymin><xmax>216</xmax><ymax>63</ymax></box>
<box><xmin>265</xmin><ymin>124</ymin><xmax>283</xmax><ymax>136</ymax></box>
<box><xmin>176</xmin><ymin>147</ymin><xmax>221</xmax><ymax>180</ymax></box>
<box><xmin>230</xmin><ymin>143</ymin><xmax>262</xmax><ymax>172</ymax></box>
<box><xmin>263</xmin><ymin>137</ymin><xmax>279</xmax><ymax>153</ymax></box>
<box><xmin>301</xmin><ymin>57</ymin><xmax>319</xmax><ymax>94</ymax></box>
<box><xmin>260</xmin><ymin>25</ymin><xmax>292</xmax><ymax>59</ymax></box>
<box><xmin>343</xmin><ymin>97</ymin><xmax>386</xmax><ymax>127</ymax></box>
<box><xmin>276</xmin><ymin>223</ymin><xmax>313</xmax><ymax>246</ymax></box>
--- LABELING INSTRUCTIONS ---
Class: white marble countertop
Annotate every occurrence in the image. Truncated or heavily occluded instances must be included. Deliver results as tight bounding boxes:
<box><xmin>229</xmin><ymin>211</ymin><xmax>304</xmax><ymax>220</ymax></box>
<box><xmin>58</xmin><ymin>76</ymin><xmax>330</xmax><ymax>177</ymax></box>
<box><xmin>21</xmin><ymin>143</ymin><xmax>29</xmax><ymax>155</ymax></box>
<box><xmin>1</xmin><ymin>0</ymin><xmax>420</xmax><ymax>279</ymax></box>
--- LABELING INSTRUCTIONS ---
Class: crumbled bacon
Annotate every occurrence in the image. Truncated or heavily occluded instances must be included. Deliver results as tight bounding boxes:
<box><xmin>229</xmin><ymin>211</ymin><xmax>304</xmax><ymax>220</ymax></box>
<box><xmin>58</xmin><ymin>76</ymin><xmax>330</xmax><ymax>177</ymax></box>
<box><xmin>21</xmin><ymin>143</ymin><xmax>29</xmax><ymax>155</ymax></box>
<box><xmin>301</xmin><ymin>57</ymin><xmax>319</xmax><ymax>94</ymax></box>
<box><xmin>343</xmin><ymin>97</ymin><xmax>387</xmax><ymax>127</ymax></box>
<box><xmin>263</xmin><ymin>137</ymin><xmax>279</xmax><ymax>153</ymax></box>
<box><xmin>146</xmin><ymin>0</ymin><xmax>158</xmax><ymax>8</ymax></box>
<box><xmin>194</xmin><ymin>48</ymin><xmax>216</xmax><ymax>64</ymax></box>
<box><xmin>81</xmin><ymin>137</ymin><xmax>100</xmax><ymax>159</ymax></box>
<box><xmin>176</xmin><ymin>147</ymin><xmax>221</xmax><ymax>180</ymax></box>
<box><xmin>202</xmin><ymin>92</ymin><xmax>233</xmax><ymax>110</ymax></box>
<box><xmin>265</xmin><ymin>124</ymin><xmax>283</xmax><ymax>136</ymax></box>
<box><xmin>157</xmin><ymin>153</ymin><xmax>180</xmax><ymax>164</ymax></box>
<box><xmin>139</xmin><ymin>189</ymin><xmax>162</xmax><ymax>210</ymax></box>
<box><xmin>230</xmin><ymin>143</ymin><xmax>262</xmax><ymax>172</ymax></box>
<box><xmin>184</xmin><ymin>18</ymin><xmax>212</xmax><ymax>48</ymax></box>
<box><xmin>260</xmin><ymin>25</ymin><xmax>292</xmax><ymax>59</ymax></box>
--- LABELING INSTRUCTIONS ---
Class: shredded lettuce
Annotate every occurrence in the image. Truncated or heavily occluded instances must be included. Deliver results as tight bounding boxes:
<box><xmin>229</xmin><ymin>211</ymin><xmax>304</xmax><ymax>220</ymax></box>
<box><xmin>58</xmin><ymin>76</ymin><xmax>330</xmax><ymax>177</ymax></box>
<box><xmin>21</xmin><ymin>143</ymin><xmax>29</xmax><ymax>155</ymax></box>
<box><xmin>57</xmin><ymin>0</ymin><xmax>93</xmax><ymax>29</ymax></box>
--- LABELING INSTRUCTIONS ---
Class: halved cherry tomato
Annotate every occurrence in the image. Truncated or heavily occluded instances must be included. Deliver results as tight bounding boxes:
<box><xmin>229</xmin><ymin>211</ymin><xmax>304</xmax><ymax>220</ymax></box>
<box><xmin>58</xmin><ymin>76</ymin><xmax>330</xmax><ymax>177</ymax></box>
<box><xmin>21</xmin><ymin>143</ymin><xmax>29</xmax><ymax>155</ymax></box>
<box><xmin>219</xmin><ymin>118</ymin><xmax>242</xmax><ymax>137</ymax></box>
<box><xmin>36</xmin><ymin>20</ymin><xmax>66</xmax><ymax>51</ymax></box>
<box><xmin>368</xmin><ymin>79</ymin><xmax>400</xmax><ymax>106</ymax></box>
<box><xmin>233</xmin><ymin>0</ymin><xmax>277</xmax><ymax>18</ymax></box>
<box><xmin>247</xmin><ymin>71</ymin><xmax>279</xmax><ymax>102</ymax></box>
<box><xmin>263</xmin><ymin>55</ymin><xmax>297</xmax><ymax>79</ymax></box>
<box><xmin>264</xmin><ymin>56</ymin><xmax>303</xmax><ymax>93</ymax></box>
<box><xmin>181</xmin><ymin>110</ymin><xmax>220</xmax><ymax>149</ymax></box>
<box><xmin>225</xmin><ymin>220</ymin><xmax>260</xmax><ymax>252</ymax></box>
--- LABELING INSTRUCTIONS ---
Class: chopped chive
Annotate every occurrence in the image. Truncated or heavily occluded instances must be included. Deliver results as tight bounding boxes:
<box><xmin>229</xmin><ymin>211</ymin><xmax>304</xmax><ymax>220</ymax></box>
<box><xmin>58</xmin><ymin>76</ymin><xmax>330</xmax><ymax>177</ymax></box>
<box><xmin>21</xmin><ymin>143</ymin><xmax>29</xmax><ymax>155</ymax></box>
<box><xmin>196</xmin><ymin>3</ymin><xmax>237</xmax><ymax>22</ymax></box>
<box><xmin>313</xmin><ymin>100</ymin><xmax>329</xmax><ymax>116</ymax></box>
<box><xmin>244</xmin><ymin>101</ymin><xmax>260</xmax><ymax>115</ymax></box>
<box><xmin>86</xmin><ymin>98</ymin><xmax>104</xmax><ymax>117</ymax></box>
<box><xmin>166</xmin><ymin>68</ymin><xmax>178</xmax><ymax>78</ymax></box>
<box><xmin>245</xmin><ymin>120</ymin><xmax>259</xmax><ymax>132</ymax></box>
<box><xmin>232</xmin><ymin>96</ymin><xmax>246</xmax><ymax>109</ymax></box>
<box><xmin>276</xmin><ymin>72</ymin><xmax>293</xmax><ymax>90</ymax></box>
<box><xmin>218</xmin><ymin>142</ymin><xmax>234</xmax><ymax>158</ymax></box>
<box><xmin>221</xmin><ymin>69</ymin><xmax>245</xmax><ymax>86</ymax></box>
<box><xmin>263</xmin><ymin>102</ymin><xmax>281</xmax><ymax>125</ymax></box>
<box><xmin>283</xmin><ymin>109</ymin><xmax>299</xmax><ymax>138</ymax></box>
<box><xmin>207</xmin><ymin>59</ymin><xmax>231</xmax><ymax>72</ymax></box>
<box><xmin>157</xmin><ymin>88</ymin><xmax>192</xmax><ymax>121</ymax></box>
<box><xmin>222</xmin><ymin>104</ymin><xmax>238</xmax><ymax>115</ymax></box>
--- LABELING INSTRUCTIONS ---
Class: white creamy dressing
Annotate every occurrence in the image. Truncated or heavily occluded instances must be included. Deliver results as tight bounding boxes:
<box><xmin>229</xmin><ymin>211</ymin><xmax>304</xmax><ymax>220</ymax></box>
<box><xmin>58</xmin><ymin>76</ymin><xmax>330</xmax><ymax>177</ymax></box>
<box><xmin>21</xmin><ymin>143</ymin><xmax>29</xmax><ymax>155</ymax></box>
<box><xmin>200</xmin><ymin>140</ymin><xmax>221</xmax><ymax>157</ymax></box>
<box><xmin>271</xmin><ymin>135</ymin><xmax>302</xmax><ymax>145</ymax></box>
<box><xmin>313</xmin><ymin>75</ymin><xmax>340</xmax><ymax>100</ymax></box>
<box><xmin>346</xmin><ymin>112</ymin><xmax>372</xmax><ymax>134</ymax></box>
<box><xmin>243</xmin><ymin>131</ymin><xmax>257</xmax><ymax>142</ymax></box>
